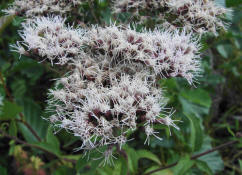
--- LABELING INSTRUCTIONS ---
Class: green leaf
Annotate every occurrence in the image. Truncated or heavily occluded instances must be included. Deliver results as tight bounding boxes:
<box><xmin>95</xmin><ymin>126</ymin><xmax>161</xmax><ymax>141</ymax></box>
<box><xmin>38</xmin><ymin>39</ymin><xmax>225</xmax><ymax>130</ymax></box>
<box><xmin>137</xmin><ymin>149</ymin><xmax>162</xmax><ymax>165</ymax></box>
<box><xmin>32</xmin><ymin>142</ymin><xmax>61</xmax><ymax>156</ymax></box>
<box><xmin>0</xmin><ymin>100</ymin><xmax>22</xmax><ymax>120</ymax></box>
<box><xmin>76</xmin><ymin>156</ymin><xmax>89</xmax><ymax>173</ymax></box>
<box><xmin>124</xmin><ymin>146</ymin><xmax>139</xmax><ymax>173</ymax></box>
<box><xmin>173</xmin><ymin>154</ymin><xmax>194</xmax><ymax>175</ymax></box>
<box><xmin>53</xmin><ymin>166</ymin><xmax>75</xmax><ymax>175</ymax></box>
<box><xmin>120</xmin><ymin>156</ymin><xmax>129</xmax><ymax>175</ymax></box>
<box><xmin>226</xmin><ymin>0</ymin><xmax>242</xmax><ymax>7</ymax></box>
<box><xmin>180</xmin><ymin>89</ymin><xmax>211</xmax><ymax>108</ymax></box>
<box><xmin>216</xmin><ymin>44</ymin><xmax>233</xmax><ymax>58</ymax></box>
<box><xmin>46</xmin><ymin>126</ymin><xmax>60</xmax><ymax>151</ymax></box>
<box><xmin>239</xmin><ymin>159</ymin><xmax>242</xmax><ymax>170</ymax></box>
<box><xmin>195</xmin><ymin>160</ymin><xmax>213</xmax><ymax>175</ymax></box>
<box><xmin>17</xmin><ymin>98</ymin><xmax>48</xmax><ymax>143</ymax></box>
<box><xmin>179</xmin><ymin>97</ymin><xmax>209</xmax><ymax>117</ymax></box>
<box><xmin>9</xmin><ymin>120</ymin><xmax>17</xmax><ymax>137</ymax></box>
<box><xmin>144</xmin><ymin>166</ymin><xmax>173</xmax><ymax>175</ymax></box>
<box><xmin>196</xmin><ymin>136</ymin><xmax>224</xmax><ymax>173</ymax></box>
<box><xmin>185</xmin><ymin>113</ymin><xmax>203</xmax><ymax>152</ymax></box>
<box><xmin>10</xmin><ymin>79</ymin><xmax>26</xmax><ymax>98</ymax></box>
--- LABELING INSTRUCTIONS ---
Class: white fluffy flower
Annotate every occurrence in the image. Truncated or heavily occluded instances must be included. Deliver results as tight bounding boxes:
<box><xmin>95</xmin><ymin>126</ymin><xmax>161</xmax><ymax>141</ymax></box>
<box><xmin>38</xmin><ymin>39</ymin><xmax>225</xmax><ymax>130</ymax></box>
<box><xmin>86</xmin><ymin>25</ymin><xmax>201</xmax><ymax>84</ymax></box>
<box><xmin>13</xmin><ymin>16</ymin><xmax>85</xmax><ymax>65</ymax></box>
<box><xmin>47</xmin><ymin>66</ymin><xmax>172</xmax><ymax>150</ymax></box>
<box><xmin>112</xmin><ymin>0</ymin><xmax>229</xmax><ymax>35</ymax></box>
<box><xmin>3</xmin><ymin>0</ymin><xmax>89</xmax><ymax>17</ymax></box>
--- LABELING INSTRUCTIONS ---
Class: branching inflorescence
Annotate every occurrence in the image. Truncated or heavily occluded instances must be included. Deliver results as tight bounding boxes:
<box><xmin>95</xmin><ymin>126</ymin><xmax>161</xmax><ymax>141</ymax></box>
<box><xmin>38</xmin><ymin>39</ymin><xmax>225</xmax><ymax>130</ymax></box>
<box><xmin>113</xmin><ymin>0</ymin><xmax>229</xmax><ymax>35</ymax></box>
<box><xmin>6</xmin><ymin>0</ymin><xmax>229</xmax><ymax>164</ymax></box>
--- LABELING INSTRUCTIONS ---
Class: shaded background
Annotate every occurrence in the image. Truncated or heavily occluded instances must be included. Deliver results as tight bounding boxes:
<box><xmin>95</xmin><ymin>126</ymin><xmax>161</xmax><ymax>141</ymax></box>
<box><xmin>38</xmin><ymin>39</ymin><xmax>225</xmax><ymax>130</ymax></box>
<box><xmin>0</xmin><ymin>0</ymin><xmax>241</xmax><ymax>175</ymax></box>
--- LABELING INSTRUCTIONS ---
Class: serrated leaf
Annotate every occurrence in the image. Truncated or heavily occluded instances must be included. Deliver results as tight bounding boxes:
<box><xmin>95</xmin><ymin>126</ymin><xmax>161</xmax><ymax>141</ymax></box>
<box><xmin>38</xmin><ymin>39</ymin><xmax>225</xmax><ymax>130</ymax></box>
<box><xmin>195</xmin><ymin>160</ymin><xmax>213</xmax><ymax>175</ymax></box>
<box><xmin>185</xmin><ymin>113</ymin><xmax>203</xmax><ymax>152</ymax></box>
<box><xmin>17</xmin><ymin>98</ymin><xmax>48</xmax><ymax>143</ymax></box>
<box><xmin>173</xmin><ymin>154</ymin><xmax>194</xmax><ymax>175</ymax></box>
<box><xmin>137</xmin><ymin>149</ymin><xmax>161</xmax><ymax>165</ymax></box>
<box><xmin>196</xmin><ymin>136</ymin><xmax>224</xmax><ymax>173</ymax></box>
<box><xmin>0</xmin><ymin>100</ymin><xmax>22</xmax><ymax>120</ymax></box>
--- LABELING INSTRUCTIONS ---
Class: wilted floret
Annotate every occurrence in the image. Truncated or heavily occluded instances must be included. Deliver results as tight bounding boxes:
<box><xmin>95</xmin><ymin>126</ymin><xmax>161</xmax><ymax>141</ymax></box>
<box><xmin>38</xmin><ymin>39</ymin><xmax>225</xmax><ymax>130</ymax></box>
<box><xmin>113</xmin><ymin>0</ymin><xmax>229</xmax><ymax>35</ymax></box>
<box><xmin>3</xmin><ymin>0</ymin><xmax>89</xmax><ymax>17</ymax></box>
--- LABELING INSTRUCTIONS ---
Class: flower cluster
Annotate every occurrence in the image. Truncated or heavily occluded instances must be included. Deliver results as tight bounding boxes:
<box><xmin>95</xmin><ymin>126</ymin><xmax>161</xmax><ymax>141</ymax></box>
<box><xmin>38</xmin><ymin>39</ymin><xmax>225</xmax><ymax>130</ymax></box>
<box><xmin>13</xmin><ymin>18</ymin><xmax>201</xmax><ymax>84</ymax></box>
<box><xmin>47</xmin><ymin>68</ymin><xmax>169</xmax><ymax>150</ymax></box>
<box><xmin>12</xmin><ymin>16</ymin><xmax>85</xmax><ymax>65</ymax></box>
<box><xmin>85</xmin><ymin>25</ymin><xmax>201</xmax><ymax>84</ymax></box>
<box><xmin>112</xmin><ymin>0</ymin><xmax>229</xmax><ymax>35</ymax></box>
<box><xmin>11</xmin><ymin>15</ymin><xmax>202</xmax><ymax>158</ymax></box>
<box><xmin>3</xmin><ymin>0</ymin><xmax>89</xmax><ymax>17</ymax></box>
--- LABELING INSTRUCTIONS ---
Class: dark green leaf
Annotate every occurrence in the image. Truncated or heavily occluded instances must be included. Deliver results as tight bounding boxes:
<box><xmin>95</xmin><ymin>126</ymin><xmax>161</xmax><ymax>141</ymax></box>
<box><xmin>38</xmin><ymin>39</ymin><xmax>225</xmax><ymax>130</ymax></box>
<box><xmin>195</xmin><ymin>160</ymin><xmax>213</xmax><ymax>175</ymax></box>
<box><xmin>0</xmin><ymin>100</ymin><xmax>22</xmax><ymax>120</ymax></box>
<box><xmin>144</xmin><ymin>166</ymin><xmax>173</xmax><ymax>175</ymax></box>
<box><xmin>185</xmin><ymin>113</ymin><xmax>203</xmax><ymax>152</ymax></box>
<box><xmin>179</xmin><ymin>97</ymin><xmax>209</xmax><ymax>117</ymax></box>
<box><xmin>76</xmin><ymin>156</ymin><xmax>89</xmax><ymax>173</ymax></box>
<box><xmin>216</xmin><ymin>44</ymin><xmax>233</xmax><ymax>58</ymax></box>
<box><xmin>9</xmin><ymin>120</ymin><xmax>17</xmax><ymax>136</ymax></box>
<box><xmin>173</xmin><ymin>154</ymin><xmax>194</xmax><ymax>175</ymax></box>
<box><xmin>196</xmin><ymin>136</ymin><xmax>224</xmax><ymax>173</ymax></box>
<box><xmin>124</xmin><ymin>146</ymin><xmax>139</xmax><ymax>173</ymax></box>
<box><xmin>32</xmin><ymin>142</ymin><xmax>61</xmax><ymax>156</ymax></box>
<box><xmin>53</xmin><ymin>166</ymin><xmax>75</xmax><ymax>175</ymax></box>
<box><xmin>17</xmin><ymin>98</ymin><xmax>48</xmax><ymax>143</ymax></box>
<box><xmin>46</xmin><ymin>126</ymin><xmax>60</xmax><ymax>151</ymax></box>
<box><xmin>136</xmin><ymin>149</ymin><xmax>161</xmax><ymax>165</ymax></box>
<box><xmin>120</xmin><ymin>156</ymin><xmax>129</xmax><ymax>175</ymax></box>
<box><xmin>180</xmin><ymin>89</ymin><xmax>211</xmax><ymax>108</ymax></box>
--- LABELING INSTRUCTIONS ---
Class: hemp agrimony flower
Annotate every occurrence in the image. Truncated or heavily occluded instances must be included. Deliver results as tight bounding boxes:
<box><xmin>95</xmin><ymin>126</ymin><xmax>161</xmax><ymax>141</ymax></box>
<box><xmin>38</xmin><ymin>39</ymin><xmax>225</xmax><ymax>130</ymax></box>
<box><xmin>113</xmin><ymin>0</ymin><xmax>229</xmax><ymax>35</ymax></box>
<box><xmin>47</xmin><ymin>67</ymin><xmax>173</xmax><ymax>151</ymax></box>
<box><xmin>11</xmin><ymin>16</ymin><xmax>85</xmax><ymax>65</ymax></box>
<box><xmin>5</xmin><ymin>0</ymin><xmax>229</xmax><ymax>162</ymax></box>
<box><xmin>85</xmin><ymin>25</ymin><xmax>201</xmax><ymax>84</ymax></box>
<box><xmin>3</xmin><ymin>0</ymin><xmax>90</xmax><ymax>17</ymax></box>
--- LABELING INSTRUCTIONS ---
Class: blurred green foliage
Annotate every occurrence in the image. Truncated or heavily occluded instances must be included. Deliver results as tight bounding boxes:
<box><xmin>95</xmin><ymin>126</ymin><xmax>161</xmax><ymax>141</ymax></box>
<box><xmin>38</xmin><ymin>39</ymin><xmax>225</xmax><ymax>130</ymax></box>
<box><xmin>0</xmin><ymin>0</ymin><xmax>241</xmax><ymax>175</ymax></box>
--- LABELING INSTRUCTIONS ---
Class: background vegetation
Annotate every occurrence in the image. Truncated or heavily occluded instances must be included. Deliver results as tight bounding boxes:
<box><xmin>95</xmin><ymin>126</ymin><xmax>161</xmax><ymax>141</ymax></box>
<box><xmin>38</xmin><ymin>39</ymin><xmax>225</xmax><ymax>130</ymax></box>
<box><xmin>0</xmin><ymin>0</ymin><xmax>241</xmax><ymax>175</ymax></box>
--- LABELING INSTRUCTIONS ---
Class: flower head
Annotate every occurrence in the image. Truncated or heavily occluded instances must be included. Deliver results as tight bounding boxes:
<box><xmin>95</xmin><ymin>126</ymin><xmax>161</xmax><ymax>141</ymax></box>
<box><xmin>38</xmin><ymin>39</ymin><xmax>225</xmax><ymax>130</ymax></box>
<box><xmin>112</xmin><ymin>0</ymin><xmax>230</xmax><ymax>35</ymax></box>
<box><xmin>3</xmin><ymin>0</ymin><xmax>89</xmax><ymax>17</ymax></box>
